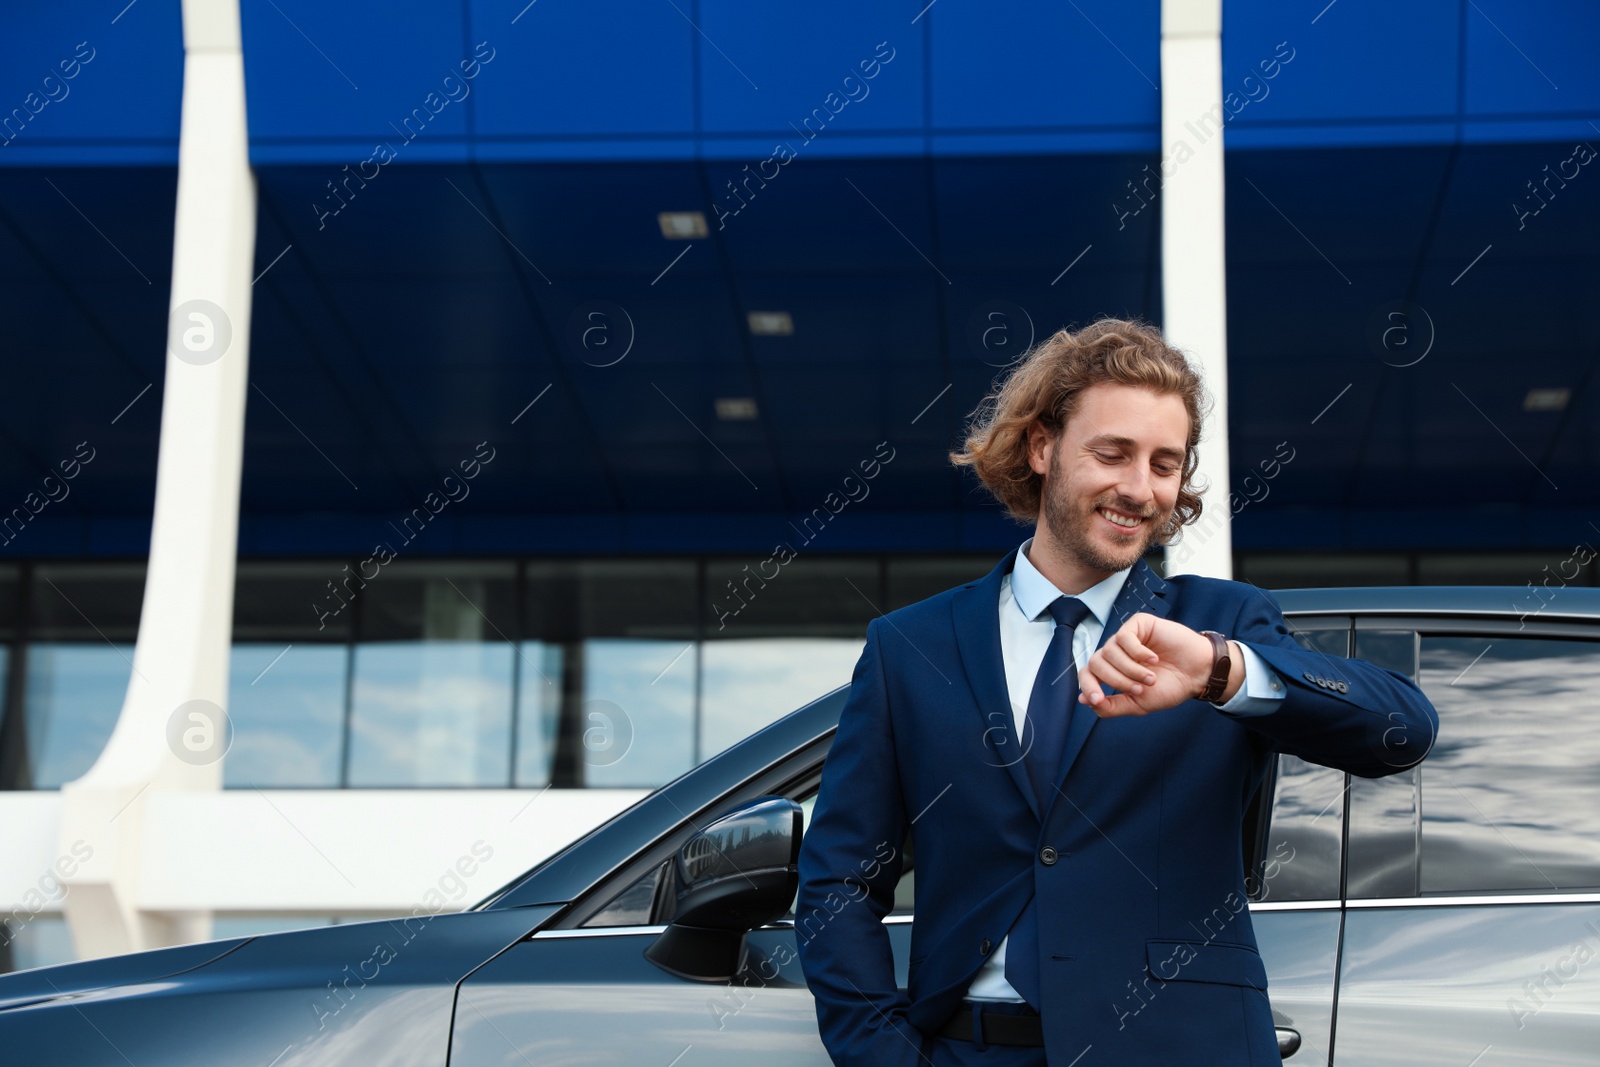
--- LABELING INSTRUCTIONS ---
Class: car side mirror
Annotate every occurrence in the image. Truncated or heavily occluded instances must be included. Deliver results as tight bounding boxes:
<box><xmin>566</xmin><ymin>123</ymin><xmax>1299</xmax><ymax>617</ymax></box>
<box><xmin>644</xmin><ymin>795</ymin><xmax>803</xmax><ymax>982</ymax></box>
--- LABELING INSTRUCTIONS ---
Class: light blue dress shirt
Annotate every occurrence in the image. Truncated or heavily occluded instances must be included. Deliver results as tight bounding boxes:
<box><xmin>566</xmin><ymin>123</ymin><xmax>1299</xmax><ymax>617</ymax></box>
<box><xmin>965</xmin><ymin>537</ymin><xmax>1284</xmax><ymax>1001</ymax></box>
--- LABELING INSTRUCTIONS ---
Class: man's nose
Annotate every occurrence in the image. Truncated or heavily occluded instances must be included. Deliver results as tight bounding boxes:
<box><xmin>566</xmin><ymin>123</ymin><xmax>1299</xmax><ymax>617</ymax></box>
<box><xmin>1117</xmin><ymin>465</ymin><xmax>1155</xmax><ymax>504</ymax></box>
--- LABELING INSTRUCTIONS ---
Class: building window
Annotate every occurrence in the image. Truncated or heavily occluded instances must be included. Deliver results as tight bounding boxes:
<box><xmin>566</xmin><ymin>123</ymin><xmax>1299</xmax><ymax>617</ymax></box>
<box><xmin>513</xmin><ymin>641</ymin><xmax>563</xmax><ymax>787</ymax></box>
<box><xmin>226</xmin><ymin>562</ymin><xmax>350</xmax><ymax>788</ymax></box>
<box><xmin>346</xmin><ymin>563</ymin><xmax>518</xmax><ymax>788</ymax></box>
<box><xmin>11</xmin><ymin>564</ymin><xmax>144</xmax><ymax>790</ymax></box>
<box><xmin>0</xmin><ymin>914</ymin><xmax>73</xmax><ymax>975</ymax></box>
<box><xmin>576</xmin><ymin>638</ymin><xmax>696</xmax><ymax>788</ymax></box>
<box><xmin>1</xmin><ymin>555</ymin><xmax>1003</xmax><ymax>791</ymax></box>
<box><xmin>23</xmin><ymin>645</ymin><xmax>130</xmax><ymax>789</ymax></box>
<box><xmin>227</xmin><ymin>644</ymin><xmax>347</xmax><ymax>788</ymax></box>
<box><xmin>699</xmin><ymin>637</ymin><xmax>864</xmax><ymax>759</ymax></box>
<box><xmin>527</xmin><ymin>559</ymin><xmax>698</xmax><ymax>787</ymax></box>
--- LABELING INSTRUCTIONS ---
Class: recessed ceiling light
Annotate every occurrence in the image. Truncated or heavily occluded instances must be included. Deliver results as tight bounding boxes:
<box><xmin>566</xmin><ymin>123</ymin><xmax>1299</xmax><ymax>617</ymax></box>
<box><xmin>1523</xmin><ymin>387</ymin><xmax>1570</xmax><ymax>411</ymax></box>
<box><xmin>657</xmin><ymin>211</ymin><xmax>708</xmax><ymax>239</ymax></box>
<box><xmin>715</xmin><ymin>397</ymin><xmax>759</xmax><ymax>421</ymax></box>
<box><xmin>747</xmin><ymin>311</ymin><xmax>793</xmax><ymax>336</ymax></box>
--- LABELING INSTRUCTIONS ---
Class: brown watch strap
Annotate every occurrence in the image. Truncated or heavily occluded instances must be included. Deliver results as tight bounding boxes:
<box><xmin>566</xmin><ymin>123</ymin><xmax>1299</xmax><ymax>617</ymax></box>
<box><xmin>1198</xmin><ymin>630</ymin><xmax>1231</xmax><ymax>702</ymax></box>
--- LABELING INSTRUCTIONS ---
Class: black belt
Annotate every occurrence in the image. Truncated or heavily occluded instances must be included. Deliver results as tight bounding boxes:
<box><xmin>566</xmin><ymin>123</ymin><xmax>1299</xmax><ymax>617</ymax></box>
<box><xmin>937</xmin><ymin>1003</ymin><xmax>1044</xmax><ymax>1047</ymax></box>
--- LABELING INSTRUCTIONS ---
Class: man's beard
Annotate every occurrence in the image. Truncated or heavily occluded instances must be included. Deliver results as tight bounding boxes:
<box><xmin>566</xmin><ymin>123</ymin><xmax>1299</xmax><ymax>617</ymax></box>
<box><xmin>1041</xmin><ymin>464</ymin><xmax>1171</xmax><ymax>574</ymax></box>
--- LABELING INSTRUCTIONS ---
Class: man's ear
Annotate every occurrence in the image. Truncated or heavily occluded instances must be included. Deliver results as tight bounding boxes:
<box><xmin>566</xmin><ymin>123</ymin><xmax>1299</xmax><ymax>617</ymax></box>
<box><xmin>1025</xmin><ymin>422</ymin><xmax>1054</xmax><ymax>477</ymax></box>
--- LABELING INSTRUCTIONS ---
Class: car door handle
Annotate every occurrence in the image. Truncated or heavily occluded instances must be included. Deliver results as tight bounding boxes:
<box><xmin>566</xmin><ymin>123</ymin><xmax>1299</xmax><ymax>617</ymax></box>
<box><xmin>1276</xmin><ymin>1027</ymin><xmax>1301</xmax><ymax>1058</ymax></box>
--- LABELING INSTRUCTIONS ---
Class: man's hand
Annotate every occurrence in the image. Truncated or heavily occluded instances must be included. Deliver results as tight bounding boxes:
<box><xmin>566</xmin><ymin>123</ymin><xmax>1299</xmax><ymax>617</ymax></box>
<box><xmin>1077</xmin><ymin>612</ymin><xmax>1239</xmax><ymax>717</ymax></box>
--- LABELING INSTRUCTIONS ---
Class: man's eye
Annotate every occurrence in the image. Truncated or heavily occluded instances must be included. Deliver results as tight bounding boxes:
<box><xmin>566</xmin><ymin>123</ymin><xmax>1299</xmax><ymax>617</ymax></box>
<box><xmin>1093</xmin><ymin>451</ymin><xmax>1120</xmax><ymax>462</ymax></box>
<box><xmin>1155</xmin><ymin>465</ymin><xmax>1179</xmax><ymax>476</ymax></box>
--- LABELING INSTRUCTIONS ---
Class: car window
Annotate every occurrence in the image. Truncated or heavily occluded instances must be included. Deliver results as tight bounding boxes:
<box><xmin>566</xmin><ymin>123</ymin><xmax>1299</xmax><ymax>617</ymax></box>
<box><xmin>1251</xmin><ymin>624</ymin><xmax>1349</xmax><ymax>903</ymax></box>
<box><xmin>581</xmin><ymin>860</ymin><xmax>668</xmax><ymax>927</ymax></box>
<box><xmin>1346</xmin><ymin>629</ymin><xmax>1423</xmax><ymax>898</ymax></box>
<box><xmin>1415</xmin><ymin>635</ymin><xmax>1600</xmax><ymax>894</ymax></box>
<box><xmin>581</xmin><ymin>782</ymin><xmax>916</xmax><ymax>927</ymax></box>
<box><xmin>1254</xmin><ymin>755</ymin><xmax>1345</xmax><ymax>901</ymax></box>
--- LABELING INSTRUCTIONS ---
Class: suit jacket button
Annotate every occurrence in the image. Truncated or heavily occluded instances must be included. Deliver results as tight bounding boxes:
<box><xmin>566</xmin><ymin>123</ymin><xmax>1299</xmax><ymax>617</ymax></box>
<box><xmin>1040</xmin><ymin>846</ymin><xmax>1059</xmax><ymax>866</ymax></box>
<box><xmin>980</xmin><ymin>939</ymin><xmax>993</xmax><ymax>956</ymax></box>
<box><xmin>1302</xmin><ymin>671</ymin><xmax>1317</xmax><ymax>683</ymax></box>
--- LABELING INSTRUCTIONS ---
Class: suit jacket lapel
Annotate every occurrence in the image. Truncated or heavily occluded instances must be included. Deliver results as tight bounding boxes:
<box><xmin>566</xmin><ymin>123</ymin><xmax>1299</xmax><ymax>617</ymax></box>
<box><xmin>950</xmin><ymin>546</ymin><xmax>1041</xmax><ymax>820</ymax></box>
<box><xmin>1046</xmin><ymin>558</ymin><xmax>1174</xmax><ymax>816</ymax></box>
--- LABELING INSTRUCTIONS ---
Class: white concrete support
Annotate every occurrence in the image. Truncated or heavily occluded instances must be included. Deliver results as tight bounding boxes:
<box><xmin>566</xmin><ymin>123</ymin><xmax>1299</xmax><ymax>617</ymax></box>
<box><xmin>3</xmin><ymin>789</ymin><xmax>643</xmax><ymax>958</ymax></box>
<box><xmin>1159</xmin><ymin>0</ymin><xmax>1233</xmax><ymax>580</ymax></box>
<box><xmin>56</xmin><ymin>0</ymin><xmax>256</xmax><ymax>960</ymax></box>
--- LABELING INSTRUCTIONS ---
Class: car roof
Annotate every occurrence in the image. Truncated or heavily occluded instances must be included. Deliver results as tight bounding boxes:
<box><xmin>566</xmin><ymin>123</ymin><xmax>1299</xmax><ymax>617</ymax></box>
<box><xmin>1272</xmin><ymin>584</ymin><xmax>1600</xmax><ymax>620</ymax></box>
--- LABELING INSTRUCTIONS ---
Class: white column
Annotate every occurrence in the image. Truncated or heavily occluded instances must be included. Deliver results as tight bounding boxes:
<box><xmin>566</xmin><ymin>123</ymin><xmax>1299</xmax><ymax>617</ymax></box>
<box><xmin>1159</xmin><ymin>0</ymin><xmax>1233</xmax><ymax>580</ymax></box>
<box><xmin>57</xmin><ymin>0</ymin><xmax>255</xmax><ymax>959</ymax></box>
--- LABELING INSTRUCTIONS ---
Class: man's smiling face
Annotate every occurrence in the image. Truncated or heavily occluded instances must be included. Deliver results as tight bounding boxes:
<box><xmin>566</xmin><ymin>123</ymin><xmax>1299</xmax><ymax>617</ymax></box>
<box><xmin>1033</xmin><ymin>383</ymin><xmax>1190</xmax><ymax>577</ymax></box>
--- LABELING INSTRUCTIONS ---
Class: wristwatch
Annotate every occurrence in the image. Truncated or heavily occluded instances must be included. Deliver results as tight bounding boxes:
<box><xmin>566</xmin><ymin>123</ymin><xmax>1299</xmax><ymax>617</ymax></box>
<box><xmin>1197</xmin><ymin>630</ymin><xmax>1232</xmax><ymax>703</ymax></box>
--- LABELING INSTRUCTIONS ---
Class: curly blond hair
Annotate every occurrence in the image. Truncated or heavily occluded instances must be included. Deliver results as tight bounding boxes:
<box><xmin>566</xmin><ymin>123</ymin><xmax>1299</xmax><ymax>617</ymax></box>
<box><xmin>949</xmin><ymin>318</ymin><xmax>1210</xmax><ymax>543</ymax></box>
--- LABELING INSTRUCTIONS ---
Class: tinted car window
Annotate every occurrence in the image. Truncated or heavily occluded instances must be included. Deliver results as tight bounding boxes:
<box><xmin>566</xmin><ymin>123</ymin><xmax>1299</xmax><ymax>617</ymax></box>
<box><xmin>1252</xmin><ymin>624</ymin><xmax>1349</xmax><ymax>903</ymax></box>
<box><xmin>583</xmin><ymin>861</ymin><xmax>667</xmax><ymax>927</ymax></box>
<box><xmin>1346</xmin><ymin>629</ymin><xmax>1421</xmax><ymax>898</ymax></box>
<box><xmin>1417</xmin><ymin>635</ymin><xmax>1600</xmax><ymax>894</ymax></box>
<box><xmin>1256</xmin><ymin>755</ymin><xmax>1345</xmax><ymax>902</ymax></box>
<box><xmin>580</xmin><ymin>783</ymin><xmax>918</xmax><ymax>928</ymax></box>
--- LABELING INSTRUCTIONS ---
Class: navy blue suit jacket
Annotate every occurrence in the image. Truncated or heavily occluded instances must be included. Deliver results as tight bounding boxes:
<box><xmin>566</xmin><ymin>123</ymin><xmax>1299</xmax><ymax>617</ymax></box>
<box><xmin>795</xmin><ymin>548</ymin><xmax>1438</xmax><ymax>1067</ymax></box>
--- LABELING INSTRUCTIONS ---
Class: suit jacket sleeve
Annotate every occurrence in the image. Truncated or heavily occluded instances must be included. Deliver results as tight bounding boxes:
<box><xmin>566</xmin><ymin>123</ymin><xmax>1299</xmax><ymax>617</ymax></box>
<box><xmin>1225</xmin><ymin>587</ymin><xmax>1439</xmax><ymax>778</ymax></box>
<box><xmin>794</xmin><ymin>618</ymin><xmax>924</xmax><ymax>1067</ymax></box>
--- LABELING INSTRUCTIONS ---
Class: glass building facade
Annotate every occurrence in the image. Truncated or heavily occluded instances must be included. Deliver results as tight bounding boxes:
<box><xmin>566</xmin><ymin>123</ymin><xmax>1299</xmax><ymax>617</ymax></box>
<box><xmin>0</xmin><ymin>556</ymin><xmax>1009</xmax><ymax>791</ymax></box>
<box><xmin>0</xmin><ymin>550</ymin><xmax>1593</xmax><ymax>794</ymax></box>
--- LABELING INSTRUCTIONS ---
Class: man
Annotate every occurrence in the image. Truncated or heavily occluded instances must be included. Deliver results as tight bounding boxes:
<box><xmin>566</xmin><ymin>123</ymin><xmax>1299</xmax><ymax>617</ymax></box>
<box><xmin>794</xmin><ymin>319</ymin><xmax>1438</xmax><ymax>1066</ymax></box>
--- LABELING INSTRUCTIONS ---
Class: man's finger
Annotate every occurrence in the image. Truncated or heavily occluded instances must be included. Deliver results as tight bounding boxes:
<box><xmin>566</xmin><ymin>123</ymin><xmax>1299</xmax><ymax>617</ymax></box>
<box><xmin>1101</xmin><ymin>641</ymin><xmax>1156</xmax><ymax>685</ymax></box>
<box><xmin>1113</xmin><ymin>626</ymin><xmax>1160</xmax><ymax>666</ymax></box>
<box><xmin>1081</xmin><ymin>656</ymin><xmax>1144</xmax><ymax>699</ymax></box>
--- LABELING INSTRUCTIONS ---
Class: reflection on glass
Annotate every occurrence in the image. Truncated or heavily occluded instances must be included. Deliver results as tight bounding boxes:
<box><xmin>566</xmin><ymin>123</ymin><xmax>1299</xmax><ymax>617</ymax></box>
<box><xmin>1261</xmin><ymin>754</ymin><xmax>1345</xmax><ymax>902</ymax></box>
<box><xmin>225</xmin><ymin>644</ymin><xmax>347</xmax><ymax>787</ymax></box>
<box><xmin>1419</xmin><ymin>636</ymin><xmax>1600</xmax><ymax>894</ymax></box>
<box><xmin>1348</xmin><ymin>768</ymin><xmax>1420</xmax><ymax>899</ymax></box>
<box><xmin>24</xmin><ymin>644</ymin><xmax>130</xmax><ymax>789</ymax></box>
<box><xmin>347</xmin><ymin>642</ymin><xmax>514</xmax><ymax>786</ymax></box>
<box><xmin>580</xmin><ymin>639</ymin><xmax>694</xmax><ymax>788</ymax></box>
<box><xmin>1347</xmin><ymin>629</ymin><xmax>1421</xmax><ymax>898</ymax></box>
<box><xmin>514</xmin><ymin>641</ymin><xmax>564</xmax><ymax>786</ymax></box>
<box><xmin>582</xmin><ymin>863</ymin><xmax>663</xmax><ymax>928</ymax></box>
<box><xmin>699</xmin><ymin>638</ymin><xmax>864</xmax><ymax>759</ymax></box>
<box><xmin>1</xmin><ymin>914</ymin><xmax>74</xmax><ymax>974</ymax></box>
<box><xmin>1264</xmin><ymin>629</ymin><xmax>1348</xmax><ymax>900</ymax></box>
<box><xmin>348</xmin><ymin>569</ymin><xmax>517</xmax><ymax>787</ymax></box>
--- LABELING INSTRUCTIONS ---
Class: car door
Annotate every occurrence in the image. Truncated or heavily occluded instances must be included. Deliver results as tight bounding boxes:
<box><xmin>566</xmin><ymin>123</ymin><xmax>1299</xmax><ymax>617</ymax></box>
<box><xmin>448</xmin><ymin>790</ymin><xmax>911</xmax><ymax>1067</ymax></box>
<box><xmin>449</xmin><ymin>619</ymin><xmax>1358</xmax><ymax>1066</ymax></box>
<box><xmin>1332</xmin><ymin>617</ymin><xmax>1600</xmax><ymax>1065</ymax></box>
<box><xmin>449</xmin><ymin>924</ymin><xmax>840</xmax><ymax>1065</ymax></box>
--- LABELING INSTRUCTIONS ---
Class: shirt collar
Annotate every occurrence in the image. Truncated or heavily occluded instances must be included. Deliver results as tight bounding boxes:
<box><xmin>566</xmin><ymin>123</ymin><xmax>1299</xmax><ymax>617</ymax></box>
<box><xmin>1008</xmin><ymin>535</ymin><xmax>1131</xmax><ymax>627</ymax></box>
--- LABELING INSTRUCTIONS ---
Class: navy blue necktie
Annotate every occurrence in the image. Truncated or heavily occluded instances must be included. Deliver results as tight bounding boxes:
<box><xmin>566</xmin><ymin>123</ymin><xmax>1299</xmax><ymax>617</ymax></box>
<box><xmin>1005</xmin><ymin>594</ymin><xmax>1092</xmax><ymax>1008</ymax></box>
<box><xmin>1020</xmin><ymin>596</ymin><xmax>1092</xmax><ymax>813</ymax></box>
